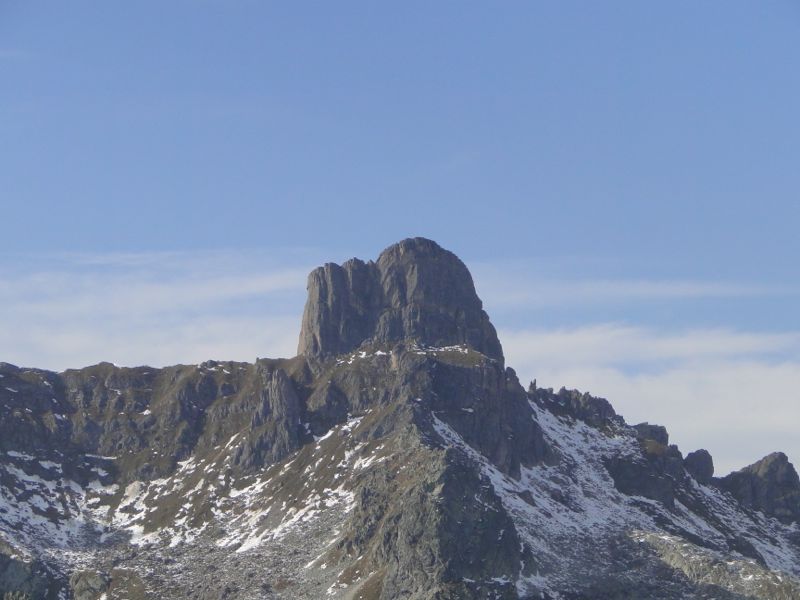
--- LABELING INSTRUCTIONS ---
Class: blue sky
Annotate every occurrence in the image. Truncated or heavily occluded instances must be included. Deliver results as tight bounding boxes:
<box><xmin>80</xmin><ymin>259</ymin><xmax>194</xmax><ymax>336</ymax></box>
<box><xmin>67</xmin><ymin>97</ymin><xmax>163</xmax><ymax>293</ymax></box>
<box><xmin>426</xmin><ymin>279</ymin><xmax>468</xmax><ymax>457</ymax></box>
<box><xmin>1</xmin><ymin>2</ymin><xmax>799</xmax><ymax>474</ymax></box>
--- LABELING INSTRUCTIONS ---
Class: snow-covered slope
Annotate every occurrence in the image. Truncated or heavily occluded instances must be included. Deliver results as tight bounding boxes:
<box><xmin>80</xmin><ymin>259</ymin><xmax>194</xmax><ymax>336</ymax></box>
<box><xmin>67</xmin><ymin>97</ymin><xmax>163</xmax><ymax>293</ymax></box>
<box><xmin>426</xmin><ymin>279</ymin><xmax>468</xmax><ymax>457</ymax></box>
<box><xmin>433</xmin><ymin>391</ymin><xmax>800</xmax><ymax>598</ymax></box>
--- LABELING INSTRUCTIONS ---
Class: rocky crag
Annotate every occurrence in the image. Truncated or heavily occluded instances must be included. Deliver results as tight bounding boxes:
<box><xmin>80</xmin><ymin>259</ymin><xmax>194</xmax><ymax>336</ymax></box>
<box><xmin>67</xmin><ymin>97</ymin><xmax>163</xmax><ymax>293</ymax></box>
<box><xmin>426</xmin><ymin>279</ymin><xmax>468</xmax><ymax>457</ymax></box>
<box><xmin>1</xmin><ymin>237</ymin><xmax>799</xmax><ymax>599</ymax></box>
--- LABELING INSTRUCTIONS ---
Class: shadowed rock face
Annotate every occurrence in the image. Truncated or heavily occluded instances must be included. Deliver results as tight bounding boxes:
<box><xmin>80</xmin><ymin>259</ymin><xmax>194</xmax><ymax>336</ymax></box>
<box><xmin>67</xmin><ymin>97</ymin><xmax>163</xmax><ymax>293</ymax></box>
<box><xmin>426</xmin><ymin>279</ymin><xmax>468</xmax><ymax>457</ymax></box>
<box><xmin>297</xmin><ymin>238</ymin><xmax>504</xmax><ymax>362</ymax></box>
<box><xmin>684</xmin><ymin>449</ymin><xmax>714</xmax><ymax>484</ymax></box>
<box><xmin>633</xmin><ymin>423</ymin><xmax>669</xmax><ymax>446</ymax></box>
<box><xmin>718</xmin><ymin>452</ymin><xmax>800</xmax><ymax>524</ymax></box>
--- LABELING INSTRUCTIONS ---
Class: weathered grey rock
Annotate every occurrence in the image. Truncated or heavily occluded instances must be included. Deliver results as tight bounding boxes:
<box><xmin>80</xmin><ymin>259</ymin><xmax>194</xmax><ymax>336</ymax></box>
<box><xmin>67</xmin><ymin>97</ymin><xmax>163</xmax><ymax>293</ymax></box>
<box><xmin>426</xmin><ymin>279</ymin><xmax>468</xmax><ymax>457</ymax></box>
<box><xmin>604</xmin><ymin>453</ymin><xmax>677</xmax><ymax>508</ymax></box>
<box><xmin>0</xmin><ymin>544</ymin><xmax>57</xmax><ymax>600</ymax></box>
<box><xmin>427</xmin><ymin>359</ymin><xmax>550</xmax><ymax>478</ymax></box>
<box><xmin>297</xmin><ymin>238</ymin><xmax>503</xmax><ymax>362</ymax></box>
<box><xmin>606</xmin><ymin>427</ymin><xmax>686</xmax><ymax>507</ymax></box>
<box><xmin>530</xmin><ymin>385</ymin><xmax>622</xmax><ymax>429</ymax></box>
<box><xmin>338</xmin><ymin>420</ymin><xmax>520</xmax><ymax>600</ymax></box>
<box><xmin>633</xmin><ymin>422</ymin><xmax>669</xmax><ymax>446</ymax></box>
<box><xmin>718</xmin><ymin>452</ymin><xmax>800</xmax><ymax>524</ymax></box>
<box><xmin>69</xmin><ymin>570</ymin><xmax>109</xmax><ymax>600</ymax></box>
<box><xmin>684</xmin><ymin>449</ymin><xmax>714</xmax><ymax>484</ymax></box>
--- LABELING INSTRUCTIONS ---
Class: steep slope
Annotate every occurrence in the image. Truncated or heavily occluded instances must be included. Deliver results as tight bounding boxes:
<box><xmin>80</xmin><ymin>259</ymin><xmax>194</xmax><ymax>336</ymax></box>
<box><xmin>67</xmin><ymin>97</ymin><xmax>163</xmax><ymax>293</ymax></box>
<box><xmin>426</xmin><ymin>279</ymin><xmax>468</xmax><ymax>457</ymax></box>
<box><xmin>1</xmin><ymin>237</ymin><xmax>799</xmax><ymax>600</ymax></box>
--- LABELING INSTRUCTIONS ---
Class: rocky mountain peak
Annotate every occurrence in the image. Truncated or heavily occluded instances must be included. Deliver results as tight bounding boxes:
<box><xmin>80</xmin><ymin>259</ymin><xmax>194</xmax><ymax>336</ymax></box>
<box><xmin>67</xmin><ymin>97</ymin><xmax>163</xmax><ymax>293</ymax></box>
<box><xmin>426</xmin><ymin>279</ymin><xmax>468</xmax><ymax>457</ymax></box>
<box><xmin>742</xmin><ymin>452</ymin><xmax>798</xmax><ymax>479</ymax></box>
<box><xmin>297</xmin><ymin>237</ymin><xmax>503</xmax><ymax>362</ymax></box>
<box><xmin>719</xmin><ymin>451</ymin><xmax>800</xmax><ymax>524</ymax></box>
<box><xmin>684</xmin><ymin>449</ymin><xmax>714</xmax><ymax>484</ymax></box>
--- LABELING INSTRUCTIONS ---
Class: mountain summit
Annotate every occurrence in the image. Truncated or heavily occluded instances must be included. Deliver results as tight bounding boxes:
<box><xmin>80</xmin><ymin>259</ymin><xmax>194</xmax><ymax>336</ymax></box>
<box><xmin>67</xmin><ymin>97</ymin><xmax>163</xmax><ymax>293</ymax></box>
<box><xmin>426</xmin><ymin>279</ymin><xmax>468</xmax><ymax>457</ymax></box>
<box><xmin>1</xmin><ymin>239</ymin><xmax>800</xmax><ymax>600</ymax></box>
<box><xmin>298</xmin><ymin>237</ymin><xmax>503</xmax><ymax>361</ymax></box>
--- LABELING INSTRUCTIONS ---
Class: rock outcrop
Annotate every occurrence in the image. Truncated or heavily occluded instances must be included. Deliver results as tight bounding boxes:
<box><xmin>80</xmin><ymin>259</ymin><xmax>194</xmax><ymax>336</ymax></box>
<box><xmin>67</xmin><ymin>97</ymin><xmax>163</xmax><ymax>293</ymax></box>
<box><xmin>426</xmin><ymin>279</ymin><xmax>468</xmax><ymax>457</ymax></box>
<box><xmin>718</xmin><ymin>452</ymin><xmax>800</xmax><ymax>524</ymax></box>
<box><xmin>684</xmin><ymin>449</ymin><xmax>714</xmax><ymax>484</ymax></box>
<box><xmin>297</xmin><ymin>238</ymin><xmax>503</xmax><ymax>362</ymax></box>
<box><xmin>68</xmin><ymin>571</ymin><xmax>109</xmax><ymax>600</ymax></box>
<box><xmin>633</xmin><ymin>422</ymin><xmax>670</xmax><ymax>446</ymax></box>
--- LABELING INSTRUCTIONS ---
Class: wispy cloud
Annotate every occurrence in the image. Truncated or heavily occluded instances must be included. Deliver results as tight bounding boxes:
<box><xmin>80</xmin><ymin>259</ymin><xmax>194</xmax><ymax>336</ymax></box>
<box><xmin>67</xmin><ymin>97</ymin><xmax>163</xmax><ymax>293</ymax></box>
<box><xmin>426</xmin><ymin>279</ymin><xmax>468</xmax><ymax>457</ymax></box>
<box><xmin>500</xmin><ymin>325</ymin><xmax>800</xmax><ymax>368</ymax></box>
<box><xmin>500</xmin><ymin>325</ymin><xmax>800</xmax><ymax>475</ymax></box>
<box><xmin>478</xmin><ymin>277</ymin><xmax>792</xmax><ymax>309</ymax></box>
<box><xmin>5</xmin><ymin>314</ymin><xmax>300</xmax><ymax>373</ymax></box>
<box><xmin>0</xmin><ymin>269</ymin><xmax>307</xmax><ymax>319</ymax></box>
<box><xmin>470</xmin><ymin>260</ymin><xmax>800</xmax><ymax>310</ymax></box>
<box><xmin>0</xmin><ymin>250</ymin><xmax>311</xmax><ymax>370</ymax></box>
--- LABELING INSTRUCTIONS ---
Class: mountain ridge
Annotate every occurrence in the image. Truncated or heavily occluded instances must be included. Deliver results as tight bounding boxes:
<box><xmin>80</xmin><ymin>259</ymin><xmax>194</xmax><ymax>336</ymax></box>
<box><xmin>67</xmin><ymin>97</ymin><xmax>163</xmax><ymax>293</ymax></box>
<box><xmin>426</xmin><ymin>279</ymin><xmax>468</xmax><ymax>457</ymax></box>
<box><xmin>1</xmin><ymin>237</ymin><xmax>799</xmax><ymax>600</ymax></box>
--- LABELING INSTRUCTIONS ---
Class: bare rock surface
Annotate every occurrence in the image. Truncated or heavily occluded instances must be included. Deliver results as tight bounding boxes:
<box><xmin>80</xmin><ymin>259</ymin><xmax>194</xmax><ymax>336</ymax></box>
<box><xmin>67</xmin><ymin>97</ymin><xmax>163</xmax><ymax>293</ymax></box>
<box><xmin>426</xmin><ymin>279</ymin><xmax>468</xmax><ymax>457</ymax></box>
<box><xmin>719</xmin><ymin>452</ymin><xmax>800</xmax><ymax>525</ymax></box>
<box><xmin>298</xmin><ymin>238</ymin><xmax>503</xmax><ymax>362</ymax></box>
<box><xmin>684</xmin><ymin>449</ymin><xmax>715</xmax><ymax>484</ymax></box>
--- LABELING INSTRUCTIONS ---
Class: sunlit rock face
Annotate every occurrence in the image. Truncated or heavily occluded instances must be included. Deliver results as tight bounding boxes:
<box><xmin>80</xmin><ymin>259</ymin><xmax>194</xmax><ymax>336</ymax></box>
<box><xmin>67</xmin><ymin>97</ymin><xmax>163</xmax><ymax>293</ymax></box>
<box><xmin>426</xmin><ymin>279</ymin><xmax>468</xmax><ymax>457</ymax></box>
<box><xmin>298</xmin><ymin>237</ymin><xmax>504</xmax><ymax>362</ymax></box>
<box><xmin>1</xmin><ymin>238</ymin><xmax>799</xmax><ymax>600</ymax></box>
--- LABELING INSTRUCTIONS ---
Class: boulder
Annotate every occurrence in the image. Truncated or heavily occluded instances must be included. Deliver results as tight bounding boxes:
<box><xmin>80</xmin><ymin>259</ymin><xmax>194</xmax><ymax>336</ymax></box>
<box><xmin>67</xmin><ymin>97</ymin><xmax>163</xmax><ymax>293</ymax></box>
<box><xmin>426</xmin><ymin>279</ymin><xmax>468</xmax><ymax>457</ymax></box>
<box><xmin>69</xmin><ymin>570</ymin><xmax>110</xmax><ymax>600</ymax></box>
<box><xmin>684</xmin><ymin>449</ymin><xmax>714</xmax><ymax>484</ymax></box>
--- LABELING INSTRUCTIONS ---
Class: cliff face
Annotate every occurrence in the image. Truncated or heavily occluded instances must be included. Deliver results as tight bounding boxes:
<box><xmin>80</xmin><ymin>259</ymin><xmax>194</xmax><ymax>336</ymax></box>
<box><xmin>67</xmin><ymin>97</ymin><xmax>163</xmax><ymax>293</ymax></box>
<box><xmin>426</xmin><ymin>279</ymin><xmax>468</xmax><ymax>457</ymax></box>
<box><xmin>298</xmin><ymin>238</ymin><xmax>503</xmax><ymax>362</ymax></box>
<box><xmin>719</xmin><ymin>452</ymin><xmax>800</xmax><ymax>525</ymax></box>
<box><xmin>1</xmin><ymin>238</ymin><xmax>799</xmax><ymax>600</ymax></box>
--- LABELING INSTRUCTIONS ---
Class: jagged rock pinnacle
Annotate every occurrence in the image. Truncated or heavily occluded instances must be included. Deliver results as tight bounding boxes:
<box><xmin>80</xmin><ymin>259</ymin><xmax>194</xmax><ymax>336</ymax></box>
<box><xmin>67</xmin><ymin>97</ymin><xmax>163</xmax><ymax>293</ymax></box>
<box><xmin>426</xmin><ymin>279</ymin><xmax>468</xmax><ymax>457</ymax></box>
<box><xmin>719</xmin><ymin>451</ymin><xmax>800</xmax><ymax>524</ymax></box>
<box><xmin>684</xmin><ymin>449</ymin><xmax>714</xmax><ymax>484</ymax></box>
<box><xmin>297</xmin><ymin>237</ymin><xmax>504</xmax><ymax>361</ymax></box>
